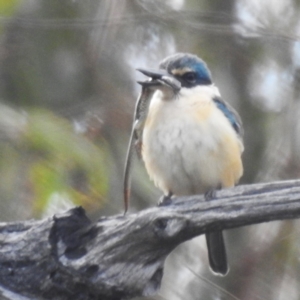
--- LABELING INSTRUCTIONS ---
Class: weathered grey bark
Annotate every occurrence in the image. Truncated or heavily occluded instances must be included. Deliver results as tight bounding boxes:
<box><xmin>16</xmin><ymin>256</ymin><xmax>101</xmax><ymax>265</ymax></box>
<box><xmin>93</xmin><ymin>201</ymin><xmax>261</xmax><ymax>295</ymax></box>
<box><xmin>1</xmin><ymin>179</ymin><xmax>300</xmax><ymax>300</ymax></box>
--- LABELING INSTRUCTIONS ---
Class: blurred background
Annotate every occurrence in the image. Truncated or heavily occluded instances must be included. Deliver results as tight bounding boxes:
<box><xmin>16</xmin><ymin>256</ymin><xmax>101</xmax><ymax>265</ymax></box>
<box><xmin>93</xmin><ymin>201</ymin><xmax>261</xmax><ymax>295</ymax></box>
<box><xmin>0</xmin><ymin>0</ymin><xmax>300</xmax><ymax>299</ymax></box>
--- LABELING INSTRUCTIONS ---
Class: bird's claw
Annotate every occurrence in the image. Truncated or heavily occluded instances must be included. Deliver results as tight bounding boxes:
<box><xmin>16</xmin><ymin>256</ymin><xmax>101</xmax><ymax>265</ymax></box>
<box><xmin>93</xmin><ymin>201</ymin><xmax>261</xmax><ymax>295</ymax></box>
<box><xmin>205</xmin><ymin>189</ymin><xmax>217</xmax><ymax>201</ymax></box>
<box><xmin>158</xmin><ymin>193</ymin><xmax>173</xmax><ymax>206</ymax></box>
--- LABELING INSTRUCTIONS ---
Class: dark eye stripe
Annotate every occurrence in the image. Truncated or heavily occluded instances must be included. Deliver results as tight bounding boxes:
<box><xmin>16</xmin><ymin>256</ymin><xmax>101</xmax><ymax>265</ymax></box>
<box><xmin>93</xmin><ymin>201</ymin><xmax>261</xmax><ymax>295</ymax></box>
<box><xmin>183</xmin><ymin>72</ymin><xmax>197</xmax><ymax>82</ymax></box>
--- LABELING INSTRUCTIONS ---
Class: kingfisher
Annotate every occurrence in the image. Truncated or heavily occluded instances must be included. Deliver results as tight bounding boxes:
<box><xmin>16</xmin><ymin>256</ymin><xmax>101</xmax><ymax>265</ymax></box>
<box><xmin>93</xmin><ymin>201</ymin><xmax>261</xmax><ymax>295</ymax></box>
<box><xmin>123</xmin><ymin>53</ymin><xmax>244</xmax><ymax>275</ymax></box>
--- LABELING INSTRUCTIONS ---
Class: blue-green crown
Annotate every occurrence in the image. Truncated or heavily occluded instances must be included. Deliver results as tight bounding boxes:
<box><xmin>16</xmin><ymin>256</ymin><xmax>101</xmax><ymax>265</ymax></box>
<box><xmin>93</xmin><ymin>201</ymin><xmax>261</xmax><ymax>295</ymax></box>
<box><xmin>159</xmin><ymin>53</ymin><xmax>212</xmax><ymax>87</ymax></box>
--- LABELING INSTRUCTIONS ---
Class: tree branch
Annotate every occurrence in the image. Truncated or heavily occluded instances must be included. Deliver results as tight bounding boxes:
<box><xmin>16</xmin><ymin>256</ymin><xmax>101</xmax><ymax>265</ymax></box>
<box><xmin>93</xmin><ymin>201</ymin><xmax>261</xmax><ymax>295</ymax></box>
<box><xmin>1</xmin><ymin>179</ymin><xmax>300</xmax><ymax>300</ymax></box>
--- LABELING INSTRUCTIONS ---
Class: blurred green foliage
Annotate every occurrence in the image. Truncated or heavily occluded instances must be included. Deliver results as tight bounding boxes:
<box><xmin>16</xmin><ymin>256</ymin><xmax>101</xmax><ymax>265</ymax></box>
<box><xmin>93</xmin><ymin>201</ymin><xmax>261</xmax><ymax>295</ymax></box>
<box><xmin>0</xmin><ymin>108</ymin><xmax>109</xmax><ymax>218</ymax></box>
<box><xmin>0</xmin><ymin>0</ymin><xmax>20</xmax><ymax>16</ymax></box>
<box><xmin>26</xmin><ymin>110</ymin><xmax>109</xmax><ymax>214</ymax></box>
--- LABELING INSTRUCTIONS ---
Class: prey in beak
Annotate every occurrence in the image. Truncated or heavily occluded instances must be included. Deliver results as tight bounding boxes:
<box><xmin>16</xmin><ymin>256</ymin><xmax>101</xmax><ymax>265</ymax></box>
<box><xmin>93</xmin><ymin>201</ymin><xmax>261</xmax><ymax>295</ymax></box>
<box><xmin>137</xmin><ymin>68</ymin><xmax>181</xmax><ymax>93</ymax></box>
<box><xmin>123</xmin><ymin>67</ymin><xmax>181</xmax><ymax>213</ymax></box>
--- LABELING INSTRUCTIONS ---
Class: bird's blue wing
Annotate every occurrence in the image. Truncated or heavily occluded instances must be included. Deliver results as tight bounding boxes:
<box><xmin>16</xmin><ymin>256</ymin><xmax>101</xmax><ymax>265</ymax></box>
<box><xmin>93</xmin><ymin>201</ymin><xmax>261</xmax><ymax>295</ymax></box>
<box><xmin>213</xmin><ymin>97</ymin><xmax>244</xmax><ymax>138</ymax></box>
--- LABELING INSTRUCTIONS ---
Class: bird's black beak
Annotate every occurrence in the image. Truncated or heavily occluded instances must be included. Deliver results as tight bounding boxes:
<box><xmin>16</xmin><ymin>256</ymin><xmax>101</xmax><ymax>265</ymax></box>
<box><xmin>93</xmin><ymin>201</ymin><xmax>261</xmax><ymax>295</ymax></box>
<box><xmin>137</xmin><ymin>68</ymin><xmax>172</xmax><ymax>80</ymax></box>
<box><xmin>137</xmin><ymin>68</ymin><xmax>181</xmax><ymax>92</ymax></box>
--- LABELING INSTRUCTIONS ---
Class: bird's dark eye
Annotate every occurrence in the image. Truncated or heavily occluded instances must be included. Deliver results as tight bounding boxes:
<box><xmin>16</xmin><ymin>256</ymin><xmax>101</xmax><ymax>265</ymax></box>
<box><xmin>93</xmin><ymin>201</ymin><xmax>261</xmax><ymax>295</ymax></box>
<box><xmin>183</xmin><ymin>72</ymin><xmax>197</xmax><ymax>83</ymax></box>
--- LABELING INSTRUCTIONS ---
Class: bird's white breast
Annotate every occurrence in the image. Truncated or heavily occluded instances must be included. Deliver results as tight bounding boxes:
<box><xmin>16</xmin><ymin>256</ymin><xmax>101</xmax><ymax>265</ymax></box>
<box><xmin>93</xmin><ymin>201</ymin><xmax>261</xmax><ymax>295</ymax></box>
<box><xmin>142</xmin><ymin>85</ymin><xmax>243</xmax><ymax>196</ymax></box>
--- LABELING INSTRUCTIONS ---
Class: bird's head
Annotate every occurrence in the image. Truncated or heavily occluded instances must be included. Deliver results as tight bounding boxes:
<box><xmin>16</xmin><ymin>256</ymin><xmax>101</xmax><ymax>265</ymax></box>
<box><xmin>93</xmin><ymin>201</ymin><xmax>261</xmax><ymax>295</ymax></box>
<box><xmin>137</xmin><ymin>53</ymin><xmax>212</xmax><ymax>92</ymax></box>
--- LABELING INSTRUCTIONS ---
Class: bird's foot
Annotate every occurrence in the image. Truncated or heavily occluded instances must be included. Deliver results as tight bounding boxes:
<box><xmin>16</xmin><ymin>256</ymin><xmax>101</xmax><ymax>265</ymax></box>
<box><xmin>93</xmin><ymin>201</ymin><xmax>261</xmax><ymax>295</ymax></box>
<box><xmin>158</xmin><ymin>192</ymin><xmax>173</xmax><ymax>207</ymax></box>
<box><xmin>205</xmin><ymin>189</ymin><xmax>217</xmax><ymax>201</ymax></box>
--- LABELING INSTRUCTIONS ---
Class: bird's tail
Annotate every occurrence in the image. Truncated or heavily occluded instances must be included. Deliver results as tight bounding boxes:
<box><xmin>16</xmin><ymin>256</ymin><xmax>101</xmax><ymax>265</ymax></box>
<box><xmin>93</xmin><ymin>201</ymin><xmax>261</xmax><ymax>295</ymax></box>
<box><xmin>205</xmin><ymin>231</ymin><xmax>228</xmax><ymax>275</ymax></box>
